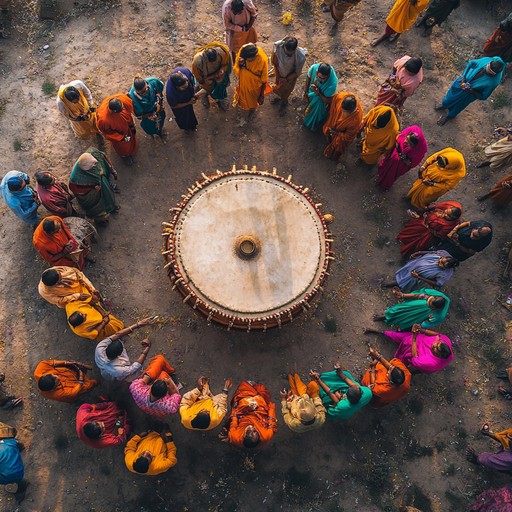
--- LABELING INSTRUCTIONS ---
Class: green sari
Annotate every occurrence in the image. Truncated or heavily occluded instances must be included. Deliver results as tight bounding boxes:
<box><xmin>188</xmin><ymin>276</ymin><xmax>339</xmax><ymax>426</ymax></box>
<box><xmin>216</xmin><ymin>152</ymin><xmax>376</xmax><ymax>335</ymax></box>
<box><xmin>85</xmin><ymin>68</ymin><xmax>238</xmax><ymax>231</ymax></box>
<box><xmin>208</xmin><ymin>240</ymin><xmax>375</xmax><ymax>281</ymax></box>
<box><xmin>69</xmin><ymin>147</ymin><xmax>117</xmax><ymax>221</ymax></box>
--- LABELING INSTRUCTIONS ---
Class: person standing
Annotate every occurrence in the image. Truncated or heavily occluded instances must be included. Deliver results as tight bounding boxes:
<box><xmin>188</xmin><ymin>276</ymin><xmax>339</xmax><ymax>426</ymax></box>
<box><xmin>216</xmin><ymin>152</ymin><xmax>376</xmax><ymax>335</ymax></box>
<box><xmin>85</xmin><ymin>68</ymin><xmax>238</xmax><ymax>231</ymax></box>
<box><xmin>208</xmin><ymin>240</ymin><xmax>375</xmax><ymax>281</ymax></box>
<box><xmin>96</xmin><ymin>94</ymin><xmax>138</xmax><ymax>165</ymax></box>
<box><xmin>438</xmin><ymin>220</ymin><xmax>493</xmax><ymax>262</ymax></box>
<box><xmin>0</xmin><ymin>422</ymin><xmax>28</xmax><ymax>504</ymax></box>
<box><xmin>323</xmin><ymin>0</ymin><xmax>362</xmax><ymax>35</ymax></box>
<box><xmin>0</xmin><ymin>171</ymin><xmax>40</xmax><ymax>224</ymax></box>
<box><xmin>56</xmin><ymin>80</ymin><xmax>98</xmax><ymax>138</ymax></box>
<box><xmin>436</xmin><ymin>57</ymin><xmax>505</xmax><ymax>126</ymax></box>
<box><xmin>483</xmin><ymin>12</ymin><xmax>512</xmax><ymax>63</ymax></box>
<box><xmin>478</xmin><ymin>173</ymin><xmax>512</xmax><ymax>207</ymax></box>
<box><xmin>477</xmin><ymin>128</ymin><xmax>512</xmax><ymax>170</ymax></box>
<box><xmin>166</xmin><ymin>68</ymin><xmax>199</xmax><ymax>132</ymax></box>
<box><xmin>35</xmin><ymin>170</ymin><xmax>75</xmax><ymax>217</ymax></box>
<box><xmin>128</xmin><ymin>76</ymin><xmax>166</xmax><ymax>140</ymax></box>
<box><xmin>415</xmin><ymin>0</ymin><xmax>460</xmax><ymax>37</ymax></box>
<box><xmin>303</xmin><ymin>62</ymin><xmax>338</xmax><ymax>131</ymax></box>
<box><xmin>270</xmin><ymin>37</ymin><xmax>307</xmax><ymax>114</ymax></box>
<box><xmin>222</xmin><ymin>0</ymin><xmax>257</xmax><ymax>61</ymax></box>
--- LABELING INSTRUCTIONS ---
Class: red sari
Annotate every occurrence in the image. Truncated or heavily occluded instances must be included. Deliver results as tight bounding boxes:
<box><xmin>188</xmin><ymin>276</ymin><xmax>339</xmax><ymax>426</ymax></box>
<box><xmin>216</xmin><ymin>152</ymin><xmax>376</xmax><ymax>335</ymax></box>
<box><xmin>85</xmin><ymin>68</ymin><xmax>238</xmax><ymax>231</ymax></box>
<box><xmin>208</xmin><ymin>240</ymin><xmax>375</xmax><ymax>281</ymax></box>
<box><xmin>36</xmin><ymin>181</ymin><xmax>74</xmax><ymax>217</ymax></box>
<box><xmin>397</xmin><ymin>201</ymin><xmax>462</xmax><ymax>257</ymax></box>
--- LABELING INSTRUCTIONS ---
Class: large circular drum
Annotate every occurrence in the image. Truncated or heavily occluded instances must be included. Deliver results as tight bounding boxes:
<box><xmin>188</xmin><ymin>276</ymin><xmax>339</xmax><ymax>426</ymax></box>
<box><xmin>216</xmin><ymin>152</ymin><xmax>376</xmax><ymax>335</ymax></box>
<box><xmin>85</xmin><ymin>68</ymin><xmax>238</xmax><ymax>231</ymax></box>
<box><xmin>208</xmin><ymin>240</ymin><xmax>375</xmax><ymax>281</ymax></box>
<box><xmin>162</xmin><ymin>166</ymin><xmax>334</xmax><ymax>331</ymax></box>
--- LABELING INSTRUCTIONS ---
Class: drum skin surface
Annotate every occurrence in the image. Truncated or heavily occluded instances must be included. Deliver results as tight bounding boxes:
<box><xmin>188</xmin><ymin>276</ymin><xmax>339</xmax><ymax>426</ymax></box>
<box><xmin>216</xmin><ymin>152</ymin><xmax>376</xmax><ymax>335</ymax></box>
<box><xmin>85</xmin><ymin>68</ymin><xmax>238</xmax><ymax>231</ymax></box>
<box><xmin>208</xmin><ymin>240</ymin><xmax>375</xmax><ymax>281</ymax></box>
<box><xmin>162</xmin><ymin>166</ymin><xmax>334</xmax><ymax>331</ymax></box>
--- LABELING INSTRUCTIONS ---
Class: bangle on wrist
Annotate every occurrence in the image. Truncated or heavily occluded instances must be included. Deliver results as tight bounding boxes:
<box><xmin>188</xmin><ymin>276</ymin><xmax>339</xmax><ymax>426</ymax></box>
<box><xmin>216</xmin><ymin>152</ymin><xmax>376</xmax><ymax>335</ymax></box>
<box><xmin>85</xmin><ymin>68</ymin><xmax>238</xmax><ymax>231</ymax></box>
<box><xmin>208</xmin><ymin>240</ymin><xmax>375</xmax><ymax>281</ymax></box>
<box><xmin>222</xmin><ymin>388</ymin><xmax>229</xmax><ymax>393</ymax></box>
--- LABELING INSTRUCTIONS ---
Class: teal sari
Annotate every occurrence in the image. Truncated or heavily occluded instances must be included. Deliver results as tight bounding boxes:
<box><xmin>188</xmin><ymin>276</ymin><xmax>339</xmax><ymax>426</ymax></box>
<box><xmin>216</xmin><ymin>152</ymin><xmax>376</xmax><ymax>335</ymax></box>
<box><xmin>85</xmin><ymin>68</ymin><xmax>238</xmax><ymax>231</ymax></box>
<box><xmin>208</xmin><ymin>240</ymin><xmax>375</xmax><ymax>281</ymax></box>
<box><xmin>129</xmin><ymin>77</ymin><xmax>166</xmax><ymax>136</ymax></box>
<box><xmin>304</xmin><ymin>63</ymin><xmax>338</xmax><ymax>131</ymax></box>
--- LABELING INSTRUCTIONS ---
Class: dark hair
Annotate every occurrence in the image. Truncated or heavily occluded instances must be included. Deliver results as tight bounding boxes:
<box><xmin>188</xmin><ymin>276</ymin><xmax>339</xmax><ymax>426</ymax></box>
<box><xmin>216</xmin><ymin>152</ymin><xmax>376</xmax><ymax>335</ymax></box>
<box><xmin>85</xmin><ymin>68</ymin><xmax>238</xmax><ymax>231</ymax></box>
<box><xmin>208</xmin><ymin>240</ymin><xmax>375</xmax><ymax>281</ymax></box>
<box><xmin>6</xmin><ymin>179</ymin><xmax>23</xmax><ymax>192</ymax></box>
<box><xmin>242</xmin><ymin>431</ymin><xmax>260</xmax><ymax>448</ymax></box>
<box><xmin>83</xmin><ymin>422</ymin><xmax>102</xmax><ymax>440</ymax></box>
<box><xmin>430</xmin><ymin>296</ymin><xmax>446</xmax><ymax>310</ymax></box>
<box><xmin>170</xmin><ymin>73</ymin><xmax>187</xmax><ymax>88</ymax></box>
<box><xmin>108</xmin><ymin>98</ymin><xmax>123</xmax><ymax>113</ymax></box>
<box><xmin>105</xmin><ymin>339</ymin><xmax>124</xmax><ymax>360</ymax></box>
<box><xmin>42</xmin><ymin>219</ymin><xmax>57</xmax><ymax>234</ymax></box>
<box><xmin>283</xmin><ymin>37</ymin><xmax>298</xmax><ymax>51</ymax></box>
<box><xmin>64</xmin><ymin>86</ymin><xmax>80</xmax><ymax>102</ymax></box>
<box><xmin>318</xmin><ymin>63</ymin><xmax>331</xmax><ymax>77</ymax></box>
<box><xmin>38</xmin><ymin>374</ymin><xmax>56</xmax><ymax>391</ymax></box>
<box><xmin>437</xmin><ymin>342</ymin><xmax>452</xmax><ymax>359</ymax></box>
<box><xmin>405</xmin><ymin>57</ymin><xmax>423</xmax><ymax>74</ymax></box>
<box><xmin>444</xmin><ymin>256</ymin><xmax>459</xmax><ymax>269</ymax></box>
<box><xmin>190</xmin><ymin>411</ymin><xmax>211</xmax><ymax>430</ymax></box>
<box><xmin>408</xmin><ymin>133</ymin><xmax>419</xmax><ymax>145</ymax></box>
<box><xmin>68</xmin><ymin>311</ymin><xmax>85</xmax><ymax>327</ymax></box>
<box><xmin>376</xmin><ymin>110</ymin><xmax>392</xmax><ymax>128</ymax></box>
<box><xmin>490</xmin><ymin>59</ymin><xmax>504</xmax><ymax>74</ymax></box>
<box><xmin>151</xmin><ymin>380</ymin><xmax>168</xmax><ymax>398</ymax></box>
<box><xmin>205</xmin><ymin>48</ymin><xmax>217</xmax><ymax>62</ymax></box>
<box><xmin>231</xmin><ymin>0</ymin><xmax>244</xmax><ymax>14</ymax></box>
<box><xmin>41</xmin><ymin>268</ymin><xmax>60</xmax><ymax>286</ymax></box>
<box><xmin>133</xmin><ymin>456</ymin><xmax>151</xmax><ymax>474</ymax></box>
<box><xmin>341</xmin><ymin>96</ymin><xmax>357</xmax><ymax>112</ymax></box>
<box><xmin>35</xmin><ymin>170</ymin><xmax>53</xmax><ymax>186</ymax></box>
<box><xmin>346</xmin><ymin>386</ymin><xmax>362</xmax><ymax>404</ymax></box>
<box><xmin>240</xmin><ymin>44</ymin><xmax>258</xmax><ymax>59</ymax></box>
<box><xmin>390</xmin><ymin>367</ymin><xmax>406</xmax><ymax>386</ymax></box>
<box><xmin>133</xmin><ymin>78</ymin><xmax>146</xmax><ymax>92</ymax></box>
<box><xmin>450</xmin><ymin>207</ymin><xmax>462</xmax><ymax>219</ymax></box>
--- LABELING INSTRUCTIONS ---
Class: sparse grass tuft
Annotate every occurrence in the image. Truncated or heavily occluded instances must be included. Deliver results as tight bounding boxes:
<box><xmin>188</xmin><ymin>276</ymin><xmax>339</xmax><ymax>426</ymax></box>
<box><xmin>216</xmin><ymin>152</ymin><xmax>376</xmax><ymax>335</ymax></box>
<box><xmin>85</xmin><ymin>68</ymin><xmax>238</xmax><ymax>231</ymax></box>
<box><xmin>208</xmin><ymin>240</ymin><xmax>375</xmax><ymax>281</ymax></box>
<box><xmin>13</xmin><ymin>139</ymin><xmax>23</xmax><ymax>151</ymax></box>
<box><xmin>492</xmin><ymin>90</ymin><xmax>510</xmax><ymax>110</ymax></box>
<box><xmin>42</xmin><ymin>80</ymin><xmax>57</xmax><ymax>96</ymax></box>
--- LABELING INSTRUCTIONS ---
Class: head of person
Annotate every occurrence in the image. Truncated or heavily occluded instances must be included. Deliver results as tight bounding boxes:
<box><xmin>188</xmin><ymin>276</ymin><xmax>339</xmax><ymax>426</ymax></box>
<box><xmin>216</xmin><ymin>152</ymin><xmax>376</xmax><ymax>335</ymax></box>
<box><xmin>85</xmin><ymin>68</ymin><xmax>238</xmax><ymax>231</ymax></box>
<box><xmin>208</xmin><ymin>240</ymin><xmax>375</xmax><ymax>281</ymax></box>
<box><xmin>431</xmin><ymin>341</ymin><xmax>452</xmax><ymax>359</ymax></box>
<box><xmin>389</xmin><ymin>367</ymin><xmax>406</xmax><ymax>386</ymax></box>
<box><xmin>436</xmin><ymin>155</ymin><xmax>447</xmax><ymax>168</ymax></box>
<box><xmin>38</xmin><ymin>374</ymin><xmax>57</xmax><ymax>391</ymax></box>
<box><xmin>405</xmin><ymin>57</ymin><xmax>423</xmax><ymax>75</ymax></box>
<box><xmin>283</xmin><ymin>37</ymin><xmax>298</xmax><ymax>56</ymax></box>
<box><xmin>488</xmin><ymin>59</ymin><xmax>504</xmax><ymax>75</ymax></box>
<box><xmin>83</xmin><ymin>421</ymin><xmax>104</xmax><ymax>440</ymax></box>
<box><xmin>341</xmin><ymin>95</ymin><xmax>357</xmax><ymax>113</ymax></box>
<box><xmin>444</xmin><ymin>205</ymin><xmax>462</xmax><ymax>220</ymax></box>
<box><xmin>41</xmin><ymin>268</ymin><xmax>60</xmax><ymax>286</ymax></box>
<box><xmin>316</xmin><ymin>63</ymin><xmax>331</xmax><ymax>82</ymax></box>
<box><xmin>105</xmin><ymin>339</ymin><xmax>124</xmax><ymax>360</ymax></box>
<box><xmin>133</xmin><ymin>451</ymin><xmax>153</xmax><ymax>474</ymax></box>
<box><xmin>64</xmin><ymin>86</ymin><xmax>80</xmax><ymax>103</ymax></box>
<box><xmin>191</xmin><ymin>410</ymin><xmax>211</xmax><ymax>430</ymax></box>
<box><xmin>428</xmin><ymin>296</ymin><xmax>446</xmax><ymax>310</ymax></box>
<box><xmin>298</xmin><ymin>402</ymin><xmax>317</xmax><ymax>426</ymax></box>
<box><xmin>205</xmin><ymin>48</ymin><xmax>218</xmax><ymax>62</ymax></box>
<box><xmin>406</xmin><ymin>133</ymin><xmax>419</xmax><ymax>147</ymax></box>
<box><xmin>77</xmin><ymin>152</ymin><xmax>98</xmax><ymax>172</ymax></box>
<box><xmin>133</xmin><ymin>77</ymin><xmax>148</xmax><ymax>94</ymax></box>
<box><xmin>243</xmin><ymin>424</ymin><xmax>260</xmax><ymax>448</ymax></box>
<box><xmin>231</xmin><ymin>0</ymin><xmax>244</xmax><ymax>15</ymax></box>
<box><xmin>376</xmin><ymin>109</ymin><xmax>391</xmax><ymax>128</ymax></box>
<box><xmin>68</xmin><ymin>311</ymin><xmax>86</xmax><ymax>327</ymax></box>
<box><xmin>6</xmin><ymin>175</ymin><xmax>25</xmax><ymax>192</ymax></box>
<box><xmin>35</xmin><ymin>170</ymin><xmax>54</xmax><ymax>187</ymax></box>
<box><xmin>150</xmin><ymin>379</ymin><xmax>168</xmax><ymax>399</ymax></box>
<box><xmin>346</xmin><ymin>385</ymin><xmax>362</xmax><ymax>404</ymax></box>
<box><xmin>470</xmin><ymin>223</ymin><xmax>492</xmax><ymax>240</ymax></box>
<box><xmin>240</xmin><ymin>44</ymin><xmax>258</xmax><ymax>60</ymax></box>
<box><xmin>439</xmin><ymin>256</ymin><xmax>459</xmax><ymax>269</ymax></box>
<box><xmin>170</xmin><ymin>72</ymin><xmax>188</xmax><ymax>90</ymax></box>
<box><xmin>42</xmin><ymin>218</ymin><xmax>61</xmax><ymax>235</ymax></box>
<box><xmin>108</xmin><ymin>98</ymin><xmax>123</xmax><ymax>113</ymax></box>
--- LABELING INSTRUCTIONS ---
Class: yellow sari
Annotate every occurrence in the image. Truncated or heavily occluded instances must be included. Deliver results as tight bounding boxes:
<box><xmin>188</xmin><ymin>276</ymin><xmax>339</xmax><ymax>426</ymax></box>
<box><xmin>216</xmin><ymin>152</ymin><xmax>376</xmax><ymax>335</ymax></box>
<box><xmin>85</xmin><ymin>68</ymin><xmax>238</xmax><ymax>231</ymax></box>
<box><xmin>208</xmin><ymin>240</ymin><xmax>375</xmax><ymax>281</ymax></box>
<box><xmin>386</xmin><ymin>0</ymin><xmax>429</xmax><ymax>34</ymax></box>
<box><xmin>38</xmin><ymin>266</ymin><xmax>95</xmax><ymax>308</ymax></box>
<box><xmin>65</xmin><ymin>299</ymin><xmax>124</xmax><ymax>341</ymax></box>
<box><xmin>408</xmin><ymin>148</ymin><xmax>466</xmax><ymax>209</ymax></box>
<box><xmin>58</xmin><ymin>84</ymin><xmax>98</xmax><ymax>138</ymax></box>
<box><xmin>233</xmin><ymin>45</ymin><xmax>268</xmax><ymax>110</ymax></box>
<box><xmin>361</xmin><ymin>106</ymin><xmax>399</xmax><ymax>164</ymax></box>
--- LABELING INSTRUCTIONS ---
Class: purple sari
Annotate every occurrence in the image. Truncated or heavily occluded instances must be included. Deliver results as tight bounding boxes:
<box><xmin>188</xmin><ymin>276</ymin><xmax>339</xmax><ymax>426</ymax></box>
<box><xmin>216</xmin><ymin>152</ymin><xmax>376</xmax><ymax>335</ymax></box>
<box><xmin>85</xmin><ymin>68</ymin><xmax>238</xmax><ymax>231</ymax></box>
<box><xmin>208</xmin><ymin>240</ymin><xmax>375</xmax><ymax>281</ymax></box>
<box><xmin>377</xmin><ymin>125</ymin><xmax>428</xmax><ymax>191</ymax></box>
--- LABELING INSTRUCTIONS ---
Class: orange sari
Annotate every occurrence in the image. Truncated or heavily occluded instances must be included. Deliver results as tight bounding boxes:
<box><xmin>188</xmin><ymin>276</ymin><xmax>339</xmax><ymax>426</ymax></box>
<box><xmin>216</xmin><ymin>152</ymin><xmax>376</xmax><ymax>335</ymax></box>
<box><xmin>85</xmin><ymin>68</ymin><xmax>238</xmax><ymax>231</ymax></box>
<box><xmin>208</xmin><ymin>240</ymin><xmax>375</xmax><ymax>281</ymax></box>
<box><xmin>360</xmin><ymin>106</ymin><xmax>399</xmax><ymax>165</ymax></box>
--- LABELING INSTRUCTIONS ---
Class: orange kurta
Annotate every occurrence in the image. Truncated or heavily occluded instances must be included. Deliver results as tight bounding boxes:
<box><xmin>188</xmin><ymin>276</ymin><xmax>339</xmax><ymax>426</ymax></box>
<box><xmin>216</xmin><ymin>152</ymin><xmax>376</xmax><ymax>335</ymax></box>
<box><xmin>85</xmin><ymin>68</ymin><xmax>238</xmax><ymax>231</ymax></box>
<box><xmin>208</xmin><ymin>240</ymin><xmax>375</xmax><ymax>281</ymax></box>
<box><xmin>228</xmin><ymin>381</ymin><xmax>277</xmax><ymax>448</ymax></box>
<box><xmin>361</xmin><ymin>358</ymin><xmax>411</xmax><ymax>408</ymax></box>
<box><xmin>360</xmin><ymin>105</ymin><xmax>399</xmax><ymax>165</ymax></box>
<box><xmin>233</xmin><ymin>46</ymin><xmax>268</xmax><ymax>111</ymax></box>
<box><xmin>34</xmin><ymin>359</ymin><xmax>97</xmax><ymax>403</ymax></box>
<box><xmin>33</xmin><ymin>215</ymin><xmax>83</xmax><ymax>269</ymax></box>
<box><xmin>96</xmin><ymin>94</ymin><xmax>138</xmax><ymax>157</ymax></box>
<box><xmin>323</xmin><ymin>92</ymin><xmax>363</xmax><ymax>160</ymax></box>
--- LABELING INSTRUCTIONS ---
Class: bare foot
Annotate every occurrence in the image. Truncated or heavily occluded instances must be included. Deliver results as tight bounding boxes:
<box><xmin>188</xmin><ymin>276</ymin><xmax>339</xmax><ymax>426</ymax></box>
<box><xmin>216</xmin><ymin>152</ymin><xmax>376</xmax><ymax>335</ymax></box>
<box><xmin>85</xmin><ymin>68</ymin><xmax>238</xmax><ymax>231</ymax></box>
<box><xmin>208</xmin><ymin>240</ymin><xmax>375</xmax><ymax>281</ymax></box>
<box><xmin>434</xmin><ymin>103</ymin><xmax>446</xmax><ymax>111</ymax></box>
<box><xmin>437</xmin><ymin>115</ymin><xmax>450</xmax><ymax>126</ymax></box>
<box><xmin>465</xmin><ymin>447</ymin><xmax>478</xmax><ymax>464</ymax></box>
<box><xmin>364</xmin><ymin>328</ymin><xmax>381</xmax><ymax>335</ymax></box>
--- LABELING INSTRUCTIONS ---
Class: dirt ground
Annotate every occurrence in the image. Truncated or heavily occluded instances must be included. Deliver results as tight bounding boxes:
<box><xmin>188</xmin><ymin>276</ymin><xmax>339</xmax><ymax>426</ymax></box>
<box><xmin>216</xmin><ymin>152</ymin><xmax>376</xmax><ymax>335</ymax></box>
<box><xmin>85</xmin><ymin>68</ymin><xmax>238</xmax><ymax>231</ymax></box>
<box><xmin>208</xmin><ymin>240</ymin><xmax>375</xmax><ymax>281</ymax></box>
<box><xmin>0</xmin><ymin>0</ymin><xmax>511</xmax><ymax>511</ymax></box>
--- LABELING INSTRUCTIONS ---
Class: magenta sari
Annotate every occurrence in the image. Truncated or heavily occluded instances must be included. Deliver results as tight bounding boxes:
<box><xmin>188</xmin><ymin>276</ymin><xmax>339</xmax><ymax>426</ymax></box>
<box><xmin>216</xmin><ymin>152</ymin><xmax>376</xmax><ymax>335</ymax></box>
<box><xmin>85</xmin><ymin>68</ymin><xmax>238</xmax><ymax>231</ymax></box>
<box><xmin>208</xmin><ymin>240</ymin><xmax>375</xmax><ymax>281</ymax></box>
<box><xmin>384</xmin><ymin>330</ymin><xmax>454</xmax><ymax>373</ymax></box>
<box><xmin>377</xmin><ymin>125</ymin><xmax>428</xmax><ymax>191</ymax></box>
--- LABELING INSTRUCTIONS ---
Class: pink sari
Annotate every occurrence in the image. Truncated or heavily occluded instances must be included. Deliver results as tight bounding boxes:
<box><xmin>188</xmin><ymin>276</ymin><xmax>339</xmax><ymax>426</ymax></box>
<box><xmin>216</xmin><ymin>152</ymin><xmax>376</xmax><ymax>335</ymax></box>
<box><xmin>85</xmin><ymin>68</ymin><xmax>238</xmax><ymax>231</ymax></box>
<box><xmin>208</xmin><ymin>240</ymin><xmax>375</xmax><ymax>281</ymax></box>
<box><xmin>377</xmin><ymin>125</ymin><xmax>428</xmax><ymax>191</ymax></box>
<box><xmin>385</xmin><ymin>330</ymin><xmax>454</xmax><ymax>373</ymax></box>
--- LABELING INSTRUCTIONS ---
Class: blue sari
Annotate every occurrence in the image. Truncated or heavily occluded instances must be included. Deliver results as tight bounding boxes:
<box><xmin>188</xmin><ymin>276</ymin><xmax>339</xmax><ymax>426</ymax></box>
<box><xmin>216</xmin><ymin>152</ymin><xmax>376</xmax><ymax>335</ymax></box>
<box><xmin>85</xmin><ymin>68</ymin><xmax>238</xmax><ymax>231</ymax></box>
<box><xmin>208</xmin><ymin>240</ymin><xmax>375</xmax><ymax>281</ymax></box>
<box><xmin>165</xmin><ymin>68</ymin><xmax>198</xmax><ymax>131</ymax></box>
<box><xmin>442</xmin><ymin>57</ymin><xmax>505</xmax><ymax>118</ymax></box>
<box><xmin>304</xmin><ymin>63</ymin><xmax>338</xmax><ymax>131</ymax></box>
<box><xmin>0</xmin><ymin>171</ymin><xmax>39</xmax><ymax>224</ymax></box>
<box><xmin>129</xmin><ymin>77</ymin><xmax>165</xmax><ymax>136</ymax></box>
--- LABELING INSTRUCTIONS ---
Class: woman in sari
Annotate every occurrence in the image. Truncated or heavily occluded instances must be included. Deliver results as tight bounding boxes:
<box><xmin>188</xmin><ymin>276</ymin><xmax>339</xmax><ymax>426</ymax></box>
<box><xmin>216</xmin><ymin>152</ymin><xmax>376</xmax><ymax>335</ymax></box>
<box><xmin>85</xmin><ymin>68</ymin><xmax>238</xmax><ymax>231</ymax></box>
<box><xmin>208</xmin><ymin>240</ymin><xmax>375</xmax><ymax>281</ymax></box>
<box><xmin>359</xmin><ymin>106</ymin><xmax>399</xmax><ymax>165</ymax></box>
<box><xmin>66</xmin><ymin>299</ymin><xmax>124</xmax><ymax>341</ymax></box>
<box><xmin>407</xmin><ymin>148</ymin><xmax>466</xmax><ymax>209</ymax></box>
<box><xmin>129</xmin><ymin>76</ymin><xmax>166</xmax><ymax>139</ymax></box>
<box><xmin>483</xmin><ymin>12</ymin><xmax>512</xmax><ymax>63</ymax></box>
<box><xmin>377</xmin><ymin>125</ymin><xmax>427</xmax><ymax>191</ymax></box>
<box><xmin>323</xmin><ymin>0</ymin><xmax>362</xmax><ymax>34</ymax></box>
<box><xmin>69</xmin><ymin>148</ymin><xmax>118</xmax><ymax>224</ymax></box>
<box><xmin>397</xmin><ymin>200</ymin><xmax>462</xmax><ymax>257</ymax></box>
<box><xmin>415</xmin><ymin>0</ymin><xmax>460</xmax><ymax>37</ymax></box>
<box><xmin>222</xmin><ymin>0</ymin><xmax>258</xmax><ymax>61</ymax></box>
<box><xmin>33</xmin><ymin>216</ymin><xmax>89</xmax><ymax>270</ymax></box>
<box><xmin>438</xmin><ymin>220</ymin><xmax>493</xmax><ymax>262</ymax></box>
<box><xmin>56</xmin><ymin>80</ymin><xmax>98</xmax><ymax>138</ymax></box>
<box><xmin>322</xmin><ymin>92</ymin><xmax>363</xmax><ymax>161</ymax></box>
<box><xmin>165</xmin><ymin>68</ymin><xmax>199</xmax><ymax>132</ymax></box>
<box><xmin>35</xmin><ymin>170</ymin><xmax>75</xmax><ymax>217</ymax></box>
<box><xmin>375</xmin><ymin>56</ymin><xmax>423</xmax><ymax>110</ymax></box>
<box><xmin>303</xmin><ymin>63</ymin><xmax>338</xmax><ymax>132</ymax></box>
<box><xmin>478</xmin><ymin>173</ymin><xmax>512</xmax><ymax>207</ymax></box>
<box><xmin>376</xmin><ymin>288</ymin><xmax>450</xmax><ymax>330</ymax></box>
<box><xmin>436</xmin><ymin>57</ymin><xmax>505</xmax><ymax>126</ymax></box>
<box><xmin>393</xmin><ymin>250</ymin><xmax>458</xmax><ymax>292</ymax></box>
<box><xmin>478</xmin><ymin>130</ymin><xmax>512</xmax><ymax>169</ymax></box>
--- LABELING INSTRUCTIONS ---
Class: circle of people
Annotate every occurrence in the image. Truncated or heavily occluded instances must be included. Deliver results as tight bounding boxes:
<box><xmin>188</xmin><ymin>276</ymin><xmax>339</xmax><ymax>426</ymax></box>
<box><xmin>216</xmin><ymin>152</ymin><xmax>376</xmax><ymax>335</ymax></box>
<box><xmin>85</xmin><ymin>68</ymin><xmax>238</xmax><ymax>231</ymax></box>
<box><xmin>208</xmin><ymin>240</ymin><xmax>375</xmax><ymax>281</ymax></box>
<box><xmin>0</xmin><ymin>0</ymin><xmax>512</xmax><ymax>500</ymax></box>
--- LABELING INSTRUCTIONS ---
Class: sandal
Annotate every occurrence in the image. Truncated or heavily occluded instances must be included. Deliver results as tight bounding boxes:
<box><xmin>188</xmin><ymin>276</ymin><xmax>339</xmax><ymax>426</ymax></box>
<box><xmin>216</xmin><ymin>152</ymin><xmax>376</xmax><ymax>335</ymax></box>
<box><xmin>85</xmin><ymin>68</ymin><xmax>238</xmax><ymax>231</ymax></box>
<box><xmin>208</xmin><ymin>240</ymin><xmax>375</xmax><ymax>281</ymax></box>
<box><xmin>498</xmin><ymin>386</ymin><xmax>512</xmax><ymax>400</ymax></box>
